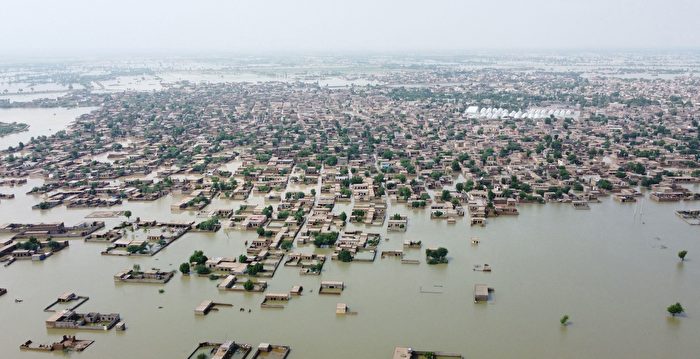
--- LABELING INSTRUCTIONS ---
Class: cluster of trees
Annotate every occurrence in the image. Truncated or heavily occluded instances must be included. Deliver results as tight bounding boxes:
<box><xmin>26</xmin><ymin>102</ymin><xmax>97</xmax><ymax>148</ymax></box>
<box><xmin>36</xmin><ymin>201</ymin><xmax>53</xmax><ymax>210</ymax></box>
<box><xmin>126</xmin><ymin>242</ymin><xmax>149</xmax><ymax>254</ymax></box>
<box><xmin>352</xmin><ymin>209</ymin><xmax>366</xmax><ymax>218</ymax></box>
<box><xmin>280</xmin><ymin>240</ymin><xmax>293</xmax><ymax>251</ymax></box>
<box><xmin>134</xmin><ymin>178</ymin><xmax>172</xmax><ymax>194</ymax></box>
<box><xmin>640</xmin><ymin>173</ymin><xmax>663</xmax><ymax>188</ymax></box>
<box><xmin>17</xmin><ymin>237</ymin><xmax>41</xmax><ymax>251</ymax></box>
<box><xmin>293</xmin><ymin>209</ymin><xmax>305</xmax><ymax>224</ymax></box>
<box><xmin>189</xmin><ymin>250</ymin><xmax>208</xmax><ymax>264</ymax></box>
<box><xmin>284</xmin><ymin>191</ymin><xmax>305</xmax><ymax>200</ymax></box>
<box><xmin>398</xmin><ymin>186</ymin><xmax>412</xmax><ymax>200</ymax></box>
<box><xmin>597</xmin><ymin>179</ymin><xmax>613</xmax><ymax>191</ymax></box>
<box><xmin>535</xmin><ymin>185</ymin><xmax>571</xmax><ymax>200</ymax></box>
<box><xmin>440</xmin><ymin>190</ymin><xmax>451</xmax><ymax>202</ymax></box>
<box><xmin>400</xmin><ymin>158</ymin><xmax>416</xmax><ymax>174</ymax></box>
<box><xmin>211</xmin><ymin>177</ymin><xmax>237</xmax><ymax>192</ymax></box>
<box><xmin>308</xmin><ymin>262</ymin><xmax>324</xmax><ymax>273</ymax></box>
<box><xmin>261</xmin><ymin>205</ymin><xmax>274</xmax><ymax>218</ymax></box>
<box><xmin>411</xmin><ymin>200</ymin><xmax>427</xmax><ymax>208</ymax></box>
<box><xmin>195</xmin><ymin>265</ymin><xmax>211</xmax><ymax>275</ymax></box>
<box><xmin>256</xmin><ymin>227</ymin><xmax>274</xmax><ymax>237</ymax></box>
<box><xmin>338</xmin><ymin>249</ymin><xmax>353</xmax><ymax>262</ymax></box>
<box><xmin>313</xmin><ymin>232</ymin><xmax>339</xmax><ymax>247</ymax></box>
<box><xmin>186</xmin><ymin>195</ymin><xmax>210</xmax><ymax>208</ymax></box>
<box><xmin>245</xmin><ymin>262</ymin><xmax>264</xmax><ymax>276</ymax></box>
<box><xmin>426</xmin><ymin>247</ymin><xmax>448</xmax><ymax>265</ymax></box>
<box><xmin>178</xmin><ymin>250</ymin><xmax>211</xmax><ymax>275</ymax></box>
<box><xmin>626</xmin><ymin>162</ymin><xmax>646</xmax><ymax>175</ymax></box>
<box><xmin>196</xmin><ymin>217</ymin><xmax>220</xmax><ymax>231</ymax></box>
<box><xmin>455</xmin><ymin>180</ymin><xmax>475</xmax><ymax>193</ymax></box>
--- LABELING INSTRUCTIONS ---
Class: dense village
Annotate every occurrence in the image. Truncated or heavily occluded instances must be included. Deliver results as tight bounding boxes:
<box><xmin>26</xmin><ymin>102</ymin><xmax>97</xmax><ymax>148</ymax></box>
<box><xmin>0</xmin><ymin>56</ymin><xmax>699</xmax><ymax>358</ymax></box>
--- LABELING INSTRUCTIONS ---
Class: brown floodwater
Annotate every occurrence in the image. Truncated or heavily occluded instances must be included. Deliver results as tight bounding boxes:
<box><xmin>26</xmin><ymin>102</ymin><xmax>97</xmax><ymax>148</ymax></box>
<box><xmin>0</xmin><ymin>107</ymin><xmax>96</xmax><ymax>150</ymax></box>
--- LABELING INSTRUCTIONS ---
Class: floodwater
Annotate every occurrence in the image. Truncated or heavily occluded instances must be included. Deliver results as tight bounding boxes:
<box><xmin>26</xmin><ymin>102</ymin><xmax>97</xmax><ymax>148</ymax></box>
<box><xmin>0</xmin><ymin>107</ymin><xmax>96</xmax><ymax>150</ymax></box>
<box><xmin>0</xmin><ymin>92</ymin><xmax>67</xmax><ymax>103</ymax></box>
<box><xmin>157</xmin><ymin>71</ymin><xmax>380</xmax><ymax>88</ymax></box>
<box><xmin>157</xmin><ymin>72</ymin><xmax>286</xmax><ymax>84</ymax></box>
<box><xmin>92</xmin><ymin>76</ymin><xmax>164</xmax><ymax>93</ymax></box>
<box><xmin>0</xmin><ymin>173</ymin><xmax>699</xmax><ymax>358</ymax></box>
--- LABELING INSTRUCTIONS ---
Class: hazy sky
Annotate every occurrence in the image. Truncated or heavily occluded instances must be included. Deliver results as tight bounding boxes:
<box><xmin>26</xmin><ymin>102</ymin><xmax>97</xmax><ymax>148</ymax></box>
<box><xmin>2</xmin><ymin>0</ymin><xmax>699</xmax><ymax>55</ymax></box>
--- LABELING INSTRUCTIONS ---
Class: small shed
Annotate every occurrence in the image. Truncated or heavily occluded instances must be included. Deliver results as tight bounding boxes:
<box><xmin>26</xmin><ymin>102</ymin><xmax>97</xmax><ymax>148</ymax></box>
<box><xmin>474</xmin><ymin>284</ymin><xmax>491</xmax><ymax>302</ymax></box>
<box><xmin>290</xmin><ymin>285</ymin><xmax>303</xmax><ymax>295</ymax></box>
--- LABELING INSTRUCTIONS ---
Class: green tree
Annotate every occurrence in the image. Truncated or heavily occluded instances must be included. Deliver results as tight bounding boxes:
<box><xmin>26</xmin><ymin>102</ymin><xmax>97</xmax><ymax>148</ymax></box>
<box><xmin>124</xmin><ymin>210</ymin><xmax>132</xmax><ymax>221</ymax></box>
<box><xmin>324</xmin><ymin>155</ymin><xmax>338</xmax><ymax>166</ymax></box>
<box><xmin>245</xmin><ymin>262</ymin><xmax>264</xmax><ymax>276</ymax></box>
<box><xmin>667</xmin><ymin>302</ymin><xmax>684</xmax><ymax>316</ymax></box>
<box><xmin>46</xmin><ymin>239</ymin><xmax>61</xmax><ymax>251</ymax></box>
<box><xmin>189</xmin><ymin>250</ymin><xmax>208</xmax><ymax>265</ymax></box>
<box><xmin>244</xmin><ymin>279</ymin><xmax>255</xmax><ymax>291</ymax></box>
<box><xmin>338</xmin><ymin>249</ymin><xmax>353</xmax><ymax>262</ymax></box>
<box><xmin>560</xmin><ymin>315</ymin><xmax>570</xmax><ymax>326</ymax></box>
<box><xmin>426</xmin><ymin>247</ymin><xmax>448</xmax><ymax>264</ymax></box>
<box><xmin>597</xmin><ymin>179</ymin><xmax>613</xmax><ymax>191</ymax></box>
<box><xmin>179</xmin><ymin>262</ymin><xmax>190</xmax><ymax>275</ymax></box>
<box><xmin>126</xmin><ymin>244</ymin><xmax>144</xmax><ymax>254</ymax></box>
<box><xmin>196</xmin><ymin>217</ymin><xmax>220</xmax><ymax>231</ymax></box>
<box><xmin>313</xmin><ymin>232</ymin><xmax>339</xmax><ymax>247</ymax></box>
<box><xmin>280</xmin><ymin>240</ymin><xmax>293</xmax><ymax>250</ymax></box>
<box><xmin>195</xmin><ymin>264</ymin><xmax>211</xmax><ymax>275</ymax></box>
<box><xmin>398</xmin><ymin>186</ymin><xmax>411</xmax><ymax>200</ymax></box>
<box><xmin>262</xmin><ymin>205</ymin><xmax>273</xmax><ymax>218</ymax></box>
<box><xmin>678</xmin><ymin>250</ymin><xmax>688</xmax><ymax>261</ymax></box>
<box><xmin>441</xmin><ymin>190</ymin><xmax>451</xmax><ymax>201</ymax></box>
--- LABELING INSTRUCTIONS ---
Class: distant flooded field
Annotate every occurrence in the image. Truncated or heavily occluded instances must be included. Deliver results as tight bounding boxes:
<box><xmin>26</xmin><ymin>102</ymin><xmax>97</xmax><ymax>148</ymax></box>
<box><xmin>0</xmin><ymin>107</ymin><xmax>96</xmax><ymax>150</ymax></box>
